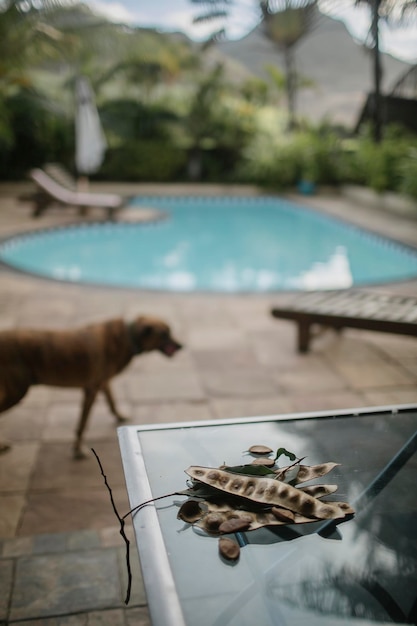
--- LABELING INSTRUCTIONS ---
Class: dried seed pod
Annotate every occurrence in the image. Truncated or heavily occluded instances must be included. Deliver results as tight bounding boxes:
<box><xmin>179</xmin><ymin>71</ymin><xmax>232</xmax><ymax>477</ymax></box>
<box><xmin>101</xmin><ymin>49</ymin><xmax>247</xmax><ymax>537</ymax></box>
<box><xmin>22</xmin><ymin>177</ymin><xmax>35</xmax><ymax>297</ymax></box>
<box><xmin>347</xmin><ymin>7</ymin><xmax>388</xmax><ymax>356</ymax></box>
<box><xmin>248</xmin><ymin>445</ymin><xmax>273</xmax><ymax>455</ymax></box>
<box><xmin>270</xmin><ymin>507</ymin><xmax>295</xmax><ymax>523</ymax></box>
<box><xmin>185</xmin><ymin>466</ymin><xmax>346</xmax><ymax>520</ymax></box>
<box><xmin>194</xmin><ymin>499</ymin><xmax>326</xmax><ymax>533</ymax></box>
<box><xmin>332</xmin><ymin>501</ymin><xmax>355</xmax><ymax>515</ymax></box>
<box><xmin>273</xmin><ymin>465</ymin><xmax>300</xmax><ymax>484</ymax></box>
<box><xmin>219</xmin><ymin>516</ymin><xmax>251</xmax><ymax>534</ymax></box>
<box><xmin>299</xmin><ymin>484</ymin><xmax>338</xmax><ymax>498</ymax></box>
<box><xmin>251</xmin><ymin>457</ymin><xmax>276</xmax><ymax>467</ymax></box>
<box><xmin>219</xmin><ymin>537</ymin><xmax>240</xmax><ymax>561</ymax></box>
<box><xmin>292</xmin><ymin>463</ymin><xmax>340</xmax><ymax>484</ymax></box>
<box><xmin>177</xmin><ymin>499</ymin><xmax>205</xmax><ymax>523</ymax></box>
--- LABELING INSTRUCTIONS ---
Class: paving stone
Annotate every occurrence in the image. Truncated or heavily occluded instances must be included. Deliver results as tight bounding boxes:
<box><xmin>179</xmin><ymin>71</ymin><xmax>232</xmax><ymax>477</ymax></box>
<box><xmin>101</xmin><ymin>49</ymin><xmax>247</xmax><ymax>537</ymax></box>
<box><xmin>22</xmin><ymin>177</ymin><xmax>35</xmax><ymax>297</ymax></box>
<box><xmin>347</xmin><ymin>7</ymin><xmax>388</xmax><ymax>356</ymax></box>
<box><xmin>0</xmin><ymin>405</ymin><xmax>47</xmax><ymax>443</ymax></box>
<box><xmin>99</xmin><ymin>526</ymin><xmax>134</xmax><ymax>549</ymax></box>
<box><xmin>289</xmin><ymin>390</ymin><xmax>366</xmax><ymax>413</ymax></box>
<box><xmin>0</xmin><ymin>494</ymin><xmax>26</xmax><ymax>538</ymax></box>
<box><xmin>0</xmin><ymin>559</ymin><xmax>13</xmax><ymax>621</ymax></box>
<box><xmin>249</xmin><ymin>327</ymin><xmax>299</xmax><ymax>366</ymax></box>
<box><xmin>66</xmin><ymin>530</ymin><xmax>101</xmax><ymax>552</ymax></box>
<box><xmin>200</xmin><ymin>367</ymin><xmax>278</xmax><ymax>397</ymax></box>
<box><xmin>0</xmin><ymin>442</ymin><xmax>39</xmax><ymax>493</ymax></box>
<box><xmin>275</xmin><ymin>356</ymin><xmax>347</xmax><ymax>393</ymax></box>
<box><xmin>1</xmin><ymin>536</ymin><xmax>34</xmax><ymax>558</ymax></box>
<box><xmin>30</xmin><ymin>531</ymin><xmax>100</xmax><ymax>555</ymax></box>
<box><xmin>86</xmin><ymin>608</ymin><xmax>126</xmax><ymax>625</ymax></box>
<box><xmin>42</xmin><ymin>401</ymin><xmax>130</xmax><ymax>443</ymax></box>
<box><xmin>333</xmin><ymin>359</ymin><xmax>415</xmax><ymax>389</ymax></box>
<box><xmin>192</xmin><ymin>346</ymin><xmax>259</xmax><ymax>370</ymax></box>
<box><xmin>362</xmin><ymin>387</ymin><xmax>417</xmax><ymax>406</ymax></box>
<box><xmin>9</xmin><ymin>549</ymin><xmax>122</xmax><ymax>621</ymax></box>
<box><xmin>185</xmin><ymin>327</ymin><xmax>244</xmax><ymax>350</ymax></box>
<box><xmin>210</xmin><ymin>396</ymin><xmax>293</xmax><ymax>420</ymax></box>
<box><xmin>18</xmin><ymin>487</ymin><xmax>130</xmax><ymax>536</ymax></box>
<box><xmin>127</xmin><ymin>370</ymin><xmax>205</xmax><ymax>402</ymax></box>
<box><xmin>125</xmin><ymin>606</ymin><xmax>152</xmax><ymax>626</ymax></box>
<box><xmin>117</xmin><ymin>545</ymin><xmax>147</xmax><ymax>606</ymax></box>
<box><xmin>29</xmin><ymin>440</ymin><xmax>126</xmax><ymax>491</ymax></box>
<box><xmin>33</xmin><ymin>533</ymin><xmax>70</xmax><ymax>555</ymax></box>
<box><xmin>132</xmin><ymin>400</ymin><xmax>212</xmax><ymax>424</ymax></box>
<box><xmin>366</xmin><ymin>332</ymin><xmax>417</xmax><ymax>358</ymax></box>
<box><xmin>11</xmin><ymin>614</ymin><xmax>88</xmax><ymax>625</ymax></box>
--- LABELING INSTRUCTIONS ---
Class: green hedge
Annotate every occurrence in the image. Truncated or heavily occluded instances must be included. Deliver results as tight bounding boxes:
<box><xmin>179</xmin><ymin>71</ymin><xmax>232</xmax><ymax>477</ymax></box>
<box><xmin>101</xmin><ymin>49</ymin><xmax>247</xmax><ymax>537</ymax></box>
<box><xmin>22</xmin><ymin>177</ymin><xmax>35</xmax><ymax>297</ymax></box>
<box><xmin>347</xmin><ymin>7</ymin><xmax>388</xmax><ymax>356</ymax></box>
<box><xmin>0</xmin><ymin>89</ymin><xmax>73</xmax><ymax>180</ymax></box>
<box><xmin>99</xmin><ymin>140</ymin><xmax>187</xmax><ymax>182</ymax></box>
<box><xmin>2</xmin><ymin>87</ymin><xmax>417</xmax><ymax>203</ymax></box>
<box><xmin>238</xmin><ymin>126</ymin><xmax>344</xmax><ymax>189</ymax></box>
<box><xmin>239</xmin><ymin>123</ymin><xmax>417</xmax><ymax>200</ymax></box>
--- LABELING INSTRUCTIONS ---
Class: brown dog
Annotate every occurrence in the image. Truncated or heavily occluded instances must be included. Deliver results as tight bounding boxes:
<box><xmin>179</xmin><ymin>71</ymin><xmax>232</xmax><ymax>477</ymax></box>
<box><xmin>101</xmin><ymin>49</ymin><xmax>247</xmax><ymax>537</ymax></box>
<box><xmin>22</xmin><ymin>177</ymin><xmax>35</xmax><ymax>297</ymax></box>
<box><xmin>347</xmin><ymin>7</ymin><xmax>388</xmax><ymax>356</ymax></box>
<box><xmin>0</xmin><ymin>316</ymin><xmax>182</xmax><ymax>458</ymax></box>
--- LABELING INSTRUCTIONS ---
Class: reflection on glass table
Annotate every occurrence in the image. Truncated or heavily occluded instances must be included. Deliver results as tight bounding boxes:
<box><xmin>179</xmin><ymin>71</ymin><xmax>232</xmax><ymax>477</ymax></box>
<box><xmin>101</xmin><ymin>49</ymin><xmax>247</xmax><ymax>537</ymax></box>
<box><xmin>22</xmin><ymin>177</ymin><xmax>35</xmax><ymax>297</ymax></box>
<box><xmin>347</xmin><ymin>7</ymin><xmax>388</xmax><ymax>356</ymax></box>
<box><xmin>118</xmin><ymin>405</ymin><xmax>417</xmax><ymax>626</ymax></box>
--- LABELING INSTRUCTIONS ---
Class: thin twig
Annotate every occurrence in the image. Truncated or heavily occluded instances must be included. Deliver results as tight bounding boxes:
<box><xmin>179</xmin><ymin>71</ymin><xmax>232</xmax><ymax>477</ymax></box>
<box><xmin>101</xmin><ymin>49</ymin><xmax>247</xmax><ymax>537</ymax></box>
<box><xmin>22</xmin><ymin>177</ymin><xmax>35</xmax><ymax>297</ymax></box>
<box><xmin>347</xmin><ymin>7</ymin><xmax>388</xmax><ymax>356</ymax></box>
<box><xmin>122</xmin><ymin>491</ymin><xmax>181</xmax><ymax>520</ymax></box>
<box><xmin>91</xmin><ymin>448</ymin><xmax>132</xmax><ymax>605</ymax></box>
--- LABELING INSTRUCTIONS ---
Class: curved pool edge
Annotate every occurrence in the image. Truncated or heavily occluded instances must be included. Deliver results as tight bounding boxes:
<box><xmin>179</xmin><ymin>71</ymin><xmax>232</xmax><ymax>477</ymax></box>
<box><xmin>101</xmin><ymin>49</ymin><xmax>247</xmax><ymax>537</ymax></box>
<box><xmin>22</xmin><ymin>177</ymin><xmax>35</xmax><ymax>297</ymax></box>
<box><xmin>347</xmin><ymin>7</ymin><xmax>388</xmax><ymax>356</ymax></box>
<box><xmin>1</xmin><ymin>194</ymin><xmax>417</xmax><ymax>294</ymax></box>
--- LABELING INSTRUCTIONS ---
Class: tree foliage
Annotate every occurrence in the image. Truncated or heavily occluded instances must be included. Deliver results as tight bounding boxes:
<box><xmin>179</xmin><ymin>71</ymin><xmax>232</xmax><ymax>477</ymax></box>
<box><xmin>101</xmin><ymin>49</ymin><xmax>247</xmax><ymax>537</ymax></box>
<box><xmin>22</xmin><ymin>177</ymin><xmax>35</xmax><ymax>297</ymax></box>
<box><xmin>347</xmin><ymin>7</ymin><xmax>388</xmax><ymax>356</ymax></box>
<box><xmin>191</xmin><ymin>0</ymin><xmax>320</xmax><ymax>129</ymax></box>
<box><xmin>354</xmin><ymin>0</ymin><xmax>417</xmax><ymax>141</ymax></box>
<box><xmin>0</xmin><ymin>0</ymin><xmax>69</xmax><ymax>89</ymax></box>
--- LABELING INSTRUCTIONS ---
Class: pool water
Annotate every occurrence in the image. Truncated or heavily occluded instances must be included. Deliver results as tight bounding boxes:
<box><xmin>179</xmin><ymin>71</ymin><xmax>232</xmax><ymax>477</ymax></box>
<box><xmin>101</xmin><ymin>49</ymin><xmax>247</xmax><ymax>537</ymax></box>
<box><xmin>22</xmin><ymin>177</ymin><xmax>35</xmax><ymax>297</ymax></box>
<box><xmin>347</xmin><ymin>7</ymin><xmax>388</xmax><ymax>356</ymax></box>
<box><xmin>1</xmin><ymin>196</ymin><xmax>417</xmax><ymax>292</ymax></box>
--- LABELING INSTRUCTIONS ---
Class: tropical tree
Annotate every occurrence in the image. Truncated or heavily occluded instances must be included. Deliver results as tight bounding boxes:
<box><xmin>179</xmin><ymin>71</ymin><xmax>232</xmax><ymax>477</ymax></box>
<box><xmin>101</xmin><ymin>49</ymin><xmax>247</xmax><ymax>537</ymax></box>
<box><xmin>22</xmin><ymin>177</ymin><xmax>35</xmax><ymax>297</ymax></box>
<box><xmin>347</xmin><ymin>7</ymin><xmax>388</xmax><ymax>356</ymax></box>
<box><xmin>0</xmin><ymin>0</ymin><xmax>71</xmax><ymax>91</ymax></box>
<box><xmin>259</xmin><ymin>1</ymin><xmax>319</xmax><ymax>128</ymax></box>
<box><xmin>185</xmin><ymin>62</ymin><xmax>228</xmax><ymax>179</ymax></box>
<box><xmin>191</xmin><ymin>0</ymin><xmax>320</xmax><ymax>129</ymax></box>
<box><xmin>0</xmin><ymin>0</ymin><xmax>76</xmax><ymax>173</ymax></box>
<box><xmin>354</xmin><ymin>0</ymin><xmax>417</xmax><ymax>142</ymax></box>
<box><xmin>240</xmin><ymin>75</ymin><xmax>270</xmax><ymax>104</ymax></box>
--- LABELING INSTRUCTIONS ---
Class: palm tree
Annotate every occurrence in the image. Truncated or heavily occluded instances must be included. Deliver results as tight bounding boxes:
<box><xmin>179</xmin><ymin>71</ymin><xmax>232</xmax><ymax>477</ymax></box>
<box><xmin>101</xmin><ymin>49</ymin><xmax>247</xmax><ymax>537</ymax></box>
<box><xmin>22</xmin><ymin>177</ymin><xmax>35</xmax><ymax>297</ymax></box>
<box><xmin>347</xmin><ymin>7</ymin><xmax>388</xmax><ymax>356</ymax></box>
<box><xmin>191</xmin><ymin>0</ymin><xmax>319</xmax><ymax>129</ymax></box>
<box><xmin>0</xmin><ymin>0</ymin><xmax>74</xmax><ymax>166</ymax></box>
<box><xmin>355</xmin><ymin>0</ymin><xmax>417</xmax><ymax>141</ymax></box>
<box><xmin>259</xmin><ymin>1</ymin><xmax>319</xmax><ymax>129</ymax></box>
<box><xmin>0</xmin><ymin>0</ymin><xmax>68</xmax><ymax>91</ymax></box>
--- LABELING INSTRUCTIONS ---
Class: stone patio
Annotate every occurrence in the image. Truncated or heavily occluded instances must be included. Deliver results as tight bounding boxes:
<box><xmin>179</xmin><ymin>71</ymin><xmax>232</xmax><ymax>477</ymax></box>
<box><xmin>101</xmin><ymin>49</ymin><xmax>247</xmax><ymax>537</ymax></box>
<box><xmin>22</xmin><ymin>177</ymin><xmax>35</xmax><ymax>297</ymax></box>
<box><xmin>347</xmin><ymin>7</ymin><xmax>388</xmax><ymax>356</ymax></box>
<box><xmin>0</xmin><ymin>182</ymin><xmax>417</xmax><ymax>625</ymax></box>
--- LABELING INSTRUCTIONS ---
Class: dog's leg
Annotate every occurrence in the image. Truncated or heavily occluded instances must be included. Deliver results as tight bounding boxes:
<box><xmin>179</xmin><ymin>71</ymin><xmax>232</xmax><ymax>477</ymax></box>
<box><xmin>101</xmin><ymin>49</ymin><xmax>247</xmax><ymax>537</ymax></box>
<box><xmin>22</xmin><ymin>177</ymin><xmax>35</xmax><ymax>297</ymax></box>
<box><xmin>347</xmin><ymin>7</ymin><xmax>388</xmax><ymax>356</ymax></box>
<box><xmin>0</xmin><ymin>380</ymin><xmax>30</xmax><ymax>454</ymax></box>
<box><xmin>74</xmin><ymin>388</ymin><xmax>98</xmax><ymax>459</ymax></box>
<box><xmin>102</xmin><ymin>383</ymin><xmax>129</xmax><ymax>422</ymax></box>
<box><xmin>0</xmin><ymin>441</ymin><xmax>11</xmax><ymax>454</ymax></box>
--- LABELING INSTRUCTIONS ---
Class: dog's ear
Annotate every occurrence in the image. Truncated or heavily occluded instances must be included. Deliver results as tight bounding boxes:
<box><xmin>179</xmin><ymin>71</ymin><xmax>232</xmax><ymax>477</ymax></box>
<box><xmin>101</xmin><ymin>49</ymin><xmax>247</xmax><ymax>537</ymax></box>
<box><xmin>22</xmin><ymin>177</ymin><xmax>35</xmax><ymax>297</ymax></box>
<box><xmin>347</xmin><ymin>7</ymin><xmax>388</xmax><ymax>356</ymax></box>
<box><xmin>139</xmin><ymin>324</ymin><xmax>153</xmax><ymax>340</ymax></box>
<box><xmin>127</xmin><ymin>318</ymin><xmax>155</xmax><ymax>354</ymax></box>
<box><xmin>135</xmin><ymin>317</ymin><xmax>154</xmax><ymax>340</ymax></box>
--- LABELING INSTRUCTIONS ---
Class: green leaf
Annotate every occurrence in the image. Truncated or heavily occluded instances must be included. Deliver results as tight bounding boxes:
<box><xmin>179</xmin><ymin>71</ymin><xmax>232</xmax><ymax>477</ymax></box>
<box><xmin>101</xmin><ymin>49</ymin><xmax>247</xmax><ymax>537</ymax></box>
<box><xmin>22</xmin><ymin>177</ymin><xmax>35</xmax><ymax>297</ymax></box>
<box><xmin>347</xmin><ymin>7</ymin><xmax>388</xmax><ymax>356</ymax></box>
<box><xmin>223</xmin><ymin>464</ymin><xmax>276</xmax><ymax>477</ymax></box>
<box><xmin>274</xmin><ymin>447</ymin><xmax>297</xmax><ymax>462</ymax></box>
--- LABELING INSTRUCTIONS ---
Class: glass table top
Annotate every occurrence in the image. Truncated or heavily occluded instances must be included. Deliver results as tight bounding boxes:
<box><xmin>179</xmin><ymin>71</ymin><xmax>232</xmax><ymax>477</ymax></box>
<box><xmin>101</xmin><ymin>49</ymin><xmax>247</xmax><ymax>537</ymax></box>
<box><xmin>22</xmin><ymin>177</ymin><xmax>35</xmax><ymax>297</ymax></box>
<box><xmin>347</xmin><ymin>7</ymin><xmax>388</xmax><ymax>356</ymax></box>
<box><xmin>118</xmin><ymin>405</ymin><xmax>417</xmax><ymax>626</ymax></box>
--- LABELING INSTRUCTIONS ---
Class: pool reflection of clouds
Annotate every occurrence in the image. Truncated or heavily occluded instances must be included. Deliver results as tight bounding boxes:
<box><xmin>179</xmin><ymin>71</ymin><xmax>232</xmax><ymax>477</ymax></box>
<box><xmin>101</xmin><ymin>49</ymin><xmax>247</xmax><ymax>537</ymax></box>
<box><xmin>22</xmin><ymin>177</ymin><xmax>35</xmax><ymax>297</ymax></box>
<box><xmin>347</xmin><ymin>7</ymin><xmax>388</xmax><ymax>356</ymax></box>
<box><xmin>52</xmin><ymin>265</ymin><xmax>82</xmax><ymax>281</ymax></box>
<box><xmin>210</xmin><ymin>264</ymin><xmax>279</xmax><ymax>291</ymax></box>
<box><xmin>142</xmin><ymin>271</ymin><xmax>196</xmax><ymax>291</ymax></box>
<box><xmin>293</xmin><ymin>246</ymin><xmax>353</xmax><ymax>291</ymax></box>
<box><xmin>2</xmin><ymin>197</ymin><xmax>417</xmax><ymax>291</ymax></box>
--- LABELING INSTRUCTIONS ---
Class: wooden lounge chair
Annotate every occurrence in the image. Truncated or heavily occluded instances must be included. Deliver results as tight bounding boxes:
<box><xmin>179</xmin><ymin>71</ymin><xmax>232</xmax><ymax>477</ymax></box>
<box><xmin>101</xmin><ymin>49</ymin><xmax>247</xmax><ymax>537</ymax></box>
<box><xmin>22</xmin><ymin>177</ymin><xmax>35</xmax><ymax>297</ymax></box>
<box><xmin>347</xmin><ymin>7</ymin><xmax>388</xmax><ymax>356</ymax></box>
<box><xmin>28</xmin><ymin>167</ymin><xmax>125</xmax><ymax>219</ymax></box>
<box><xmin>43</xmin><ymin>163</ymin><xmax>78</xmax><ymax>191</ymax></box>
<box><xmin>271</xmin><ymin>289</ymin><xmax>417</xmax><ymax>353</ymax></box>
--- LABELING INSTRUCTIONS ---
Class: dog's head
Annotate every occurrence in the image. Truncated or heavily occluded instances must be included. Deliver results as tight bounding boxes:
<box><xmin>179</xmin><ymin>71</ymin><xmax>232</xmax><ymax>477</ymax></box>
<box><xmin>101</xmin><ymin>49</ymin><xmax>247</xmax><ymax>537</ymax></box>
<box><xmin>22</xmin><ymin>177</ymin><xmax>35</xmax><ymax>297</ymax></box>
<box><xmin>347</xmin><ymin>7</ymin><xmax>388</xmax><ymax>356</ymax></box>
<box><xmin>128</xmin><ymin>316</ymin><xmax>183</xmax><ymax>357</ymax></box>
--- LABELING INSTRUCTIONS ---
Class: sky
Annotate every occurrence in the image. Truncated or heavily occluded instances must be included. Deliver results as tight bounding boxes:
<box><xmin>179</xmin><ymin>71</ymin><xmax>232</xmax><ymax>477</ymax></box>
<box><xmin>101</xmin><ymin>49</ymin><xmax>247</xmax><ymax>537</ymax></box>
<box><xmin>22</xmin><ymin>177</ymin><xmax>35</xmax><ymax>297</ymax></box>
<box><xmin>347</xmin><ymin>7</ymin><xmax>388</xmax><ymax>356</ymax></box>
<box><xmin>85</xmin><ymin>0</ymin><xmax>417</xmax><ymax>63</ymax></box>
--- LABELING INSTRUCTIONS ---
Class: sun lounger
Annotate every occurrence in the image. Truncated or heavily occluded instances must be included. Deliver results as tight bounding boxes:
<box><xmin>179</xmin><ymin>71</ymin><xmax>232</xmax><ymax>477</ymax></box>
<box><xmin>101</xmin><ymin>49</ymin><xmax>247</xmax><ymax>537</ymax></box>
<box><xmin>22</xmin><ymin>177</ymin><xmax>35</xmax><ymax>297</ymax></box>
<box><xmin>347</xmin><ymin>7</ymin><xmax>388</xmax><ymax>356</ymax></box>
<box><xmin>43</xmin><ymin>163</ymin><xmax>78</xmax><ymax>191</ymax></box>
<box><xmin>28</xmin><ymin>168</ymin><xmax>125</xmax><ymax>219</ymax></box>
<box><xmin>271</xmin><ymin>289</ymin><xmax>417</xmax><ymax>353</ymax></box>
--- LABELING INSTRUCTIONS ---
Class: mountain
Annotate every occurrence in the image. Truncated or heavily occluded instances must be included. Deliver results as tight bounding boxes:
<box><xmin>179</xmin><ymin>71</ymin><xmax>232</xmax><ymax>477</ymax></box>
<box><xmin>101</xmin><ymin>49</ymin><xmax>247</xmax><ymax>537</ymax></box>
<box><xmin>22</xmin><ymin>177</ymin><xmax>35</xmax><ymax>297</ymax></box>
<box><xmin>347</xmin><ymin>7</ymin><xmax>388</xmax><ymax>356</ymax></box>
<box><xmin>213</xmin><ymin>13</ymin><xmax>411</xmax><ymax>127</ymax></box>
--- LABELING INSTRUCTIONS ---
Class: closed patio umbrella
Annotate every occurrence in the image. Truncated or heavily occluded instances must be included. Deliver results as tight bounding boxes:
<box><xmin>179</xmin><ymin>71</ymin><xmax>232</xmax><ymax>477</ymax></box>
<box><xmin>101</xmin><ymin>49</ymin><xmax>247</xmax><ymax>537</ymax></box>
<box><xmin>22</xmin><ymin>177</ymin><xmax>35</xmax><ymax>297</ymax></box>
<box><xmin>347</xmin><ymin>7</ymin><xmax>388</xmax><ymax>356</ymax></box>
<box><xmin>75</xmin><ymin>75</ymin><xmax>107</xmax><ymax>187</ymax></box>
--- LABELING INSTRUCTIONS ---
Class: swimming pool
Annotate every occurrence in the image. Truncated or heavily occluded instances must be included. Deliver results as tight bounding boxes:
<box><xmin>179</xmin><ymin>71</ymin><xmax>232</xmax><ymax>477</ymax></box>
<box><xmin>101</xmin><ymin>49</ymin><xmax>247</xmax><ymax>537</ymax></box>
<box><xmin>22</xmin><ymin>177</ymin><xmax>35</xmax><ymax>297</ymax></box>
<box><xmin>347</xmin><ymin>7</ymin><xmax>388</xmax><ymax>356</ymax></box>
<box><xmin>1</xmin><ymin>196</ymin><xmax>417</xmax><ymax>292</ymax></box>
